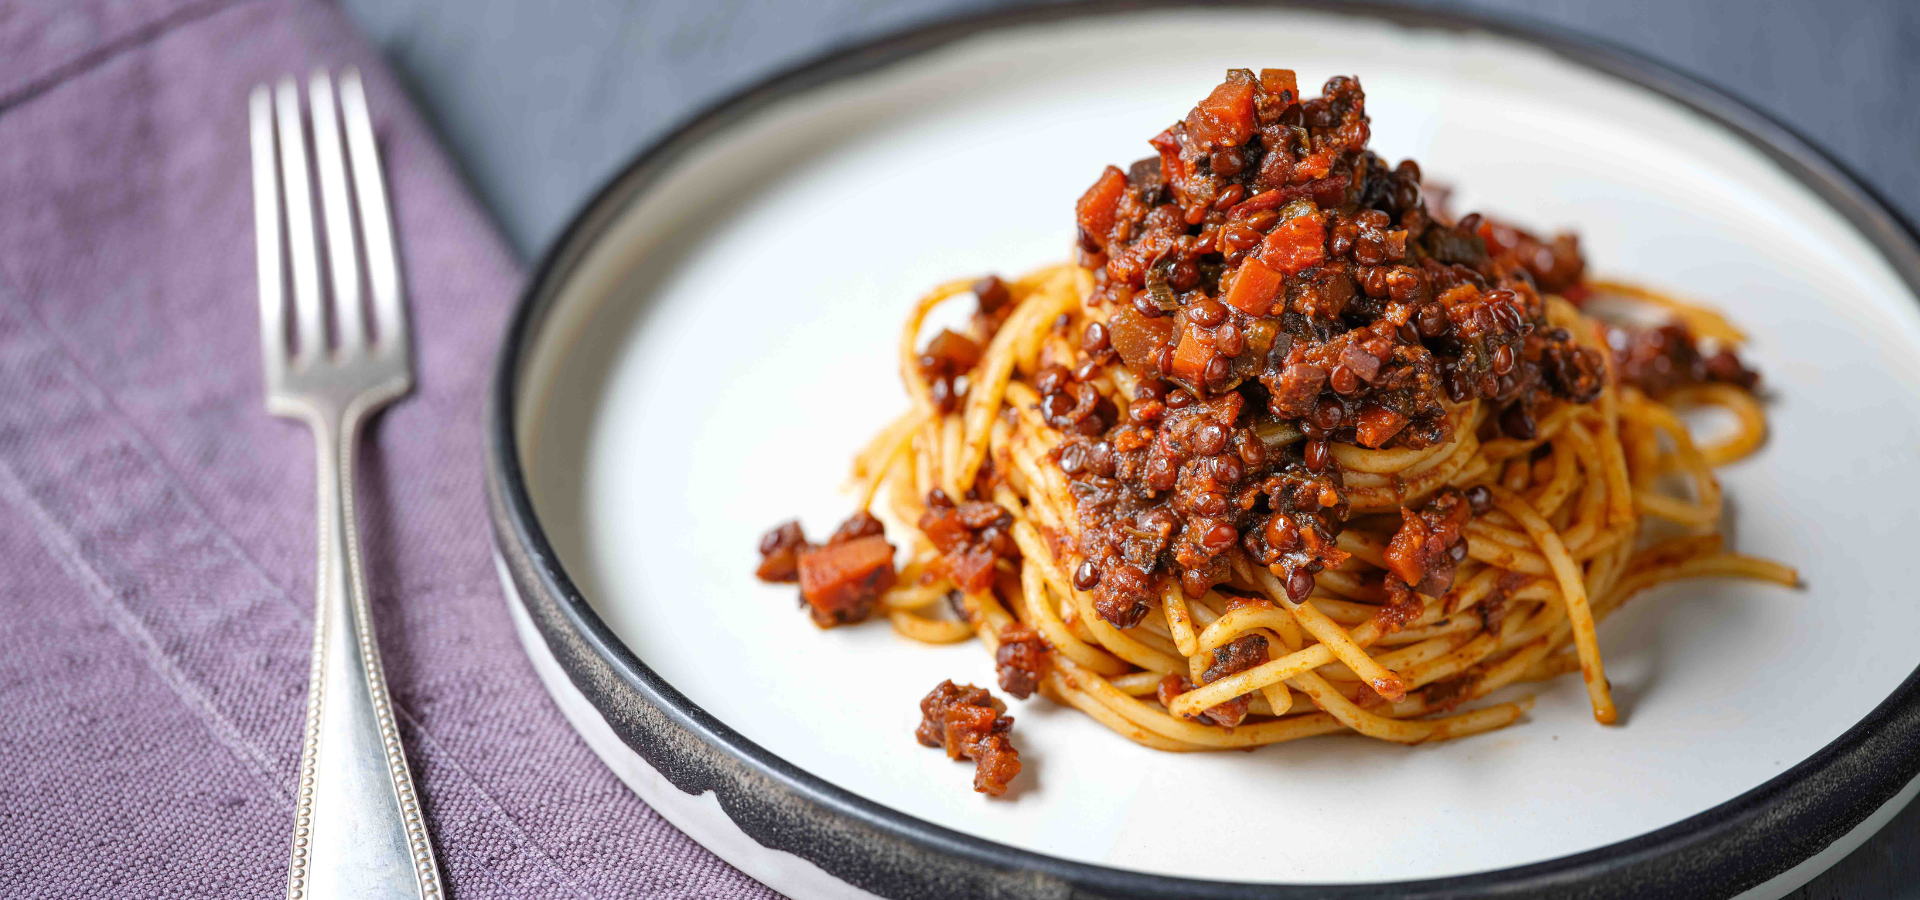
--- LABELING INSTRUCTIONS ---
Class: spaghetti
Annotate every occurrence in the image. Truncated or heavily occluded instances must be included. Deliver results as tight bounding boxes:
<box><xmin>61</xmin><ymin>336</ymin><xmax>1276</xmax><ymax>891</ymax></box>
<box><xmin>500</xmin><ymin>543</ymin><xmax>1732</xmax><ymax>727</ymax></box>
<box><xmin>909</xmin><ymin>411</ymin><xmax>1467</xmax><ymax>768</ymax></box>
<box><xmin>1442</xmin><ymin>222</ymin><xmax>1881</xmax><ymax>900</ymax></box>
<box><xmin>756</xmin><ymin>69</ymin><xmax>1795</xmax><ymax>778</ymax></box>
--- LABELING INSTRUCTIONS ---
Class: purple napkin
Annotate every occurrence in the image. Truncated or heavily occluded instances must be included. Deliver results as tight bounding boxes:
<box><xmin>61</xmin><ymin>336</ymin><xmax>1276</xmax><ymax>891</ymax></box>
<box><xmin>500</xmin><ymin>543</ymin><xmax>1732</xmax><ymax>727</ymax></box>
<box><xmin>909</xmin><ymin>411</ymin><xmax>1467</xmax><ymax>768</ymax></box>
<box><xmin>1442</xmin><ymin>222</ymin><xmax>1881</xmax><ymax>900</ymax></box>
<box><xmin>0</xmin><ymin>2</ymin><xmax>780</xmax><ymax>897</ymax></box>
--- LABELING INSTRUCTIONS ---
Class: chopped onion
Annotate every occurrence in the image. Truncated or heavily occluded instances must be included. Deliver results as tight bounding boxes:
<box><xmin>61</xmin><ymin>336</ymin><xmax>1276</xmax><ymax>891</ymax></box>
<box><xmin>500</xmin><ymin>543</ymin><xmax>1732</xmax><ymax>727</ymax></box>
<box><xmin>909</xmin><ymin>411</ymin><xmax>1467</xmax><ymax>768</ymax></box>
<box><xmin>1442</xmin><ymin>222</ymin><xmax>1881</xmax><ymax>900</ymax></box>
<box><xmin>1254</xmin><ymin>418</ymin><xmax>1305</xmax><ymax>448</ymax></box>
<box><xmin>1145</xmin><ymin>269</ymin><xmax>1179</xmax><ymax>312</ymax></box>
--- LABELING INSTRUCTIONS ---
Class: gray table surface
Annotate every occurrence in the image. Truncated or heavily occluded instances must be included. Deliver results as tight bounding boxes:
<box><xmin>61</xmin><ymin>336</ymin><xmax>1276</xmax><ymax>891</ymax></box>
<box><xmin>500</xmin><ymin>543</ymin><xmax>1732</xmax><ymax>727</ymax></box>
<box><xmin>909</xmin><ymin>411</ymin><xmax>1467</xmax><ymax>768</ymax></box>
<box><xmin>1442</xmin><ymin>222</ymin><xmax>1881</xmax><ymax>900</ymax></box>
<box><xmin>337</xmin><ymin>0</ymin><xmax>1919</xmax><ymax>896</ymax></box>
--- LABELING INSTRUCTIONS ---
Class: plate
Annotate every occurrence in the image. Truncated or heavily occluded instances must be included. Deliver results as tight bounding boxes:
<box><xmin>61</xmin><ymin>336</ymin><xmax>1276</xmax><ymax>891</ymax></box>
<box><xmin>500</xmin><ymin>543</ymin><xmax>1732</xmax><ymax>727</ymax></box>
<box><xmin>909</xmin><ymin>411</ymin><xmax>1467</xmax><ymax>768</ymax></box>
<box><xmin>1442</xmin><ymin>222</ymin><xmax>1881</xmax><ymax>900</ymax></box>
<box><xmin>484</xmin><ymin>4</ymin><xmax>1920</xmax><ymax>898</ymax></box>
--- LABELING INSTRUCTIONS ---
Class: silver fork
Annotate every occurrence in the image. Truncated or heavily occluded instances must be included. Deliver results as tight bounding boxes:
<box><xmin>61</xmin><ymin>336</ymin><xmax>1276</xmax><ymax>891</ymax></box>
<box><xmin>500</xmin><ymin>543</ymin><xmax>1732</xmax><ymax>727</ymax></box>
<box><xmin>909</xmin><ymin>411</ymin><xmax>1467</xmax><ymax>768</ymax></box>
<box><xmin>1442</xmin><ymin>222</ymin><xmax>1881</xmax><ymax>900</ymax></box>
<box><xmin>248</xmin><ymin>69</ymin><xmax>440</xmax><ymax>900</ymax></box>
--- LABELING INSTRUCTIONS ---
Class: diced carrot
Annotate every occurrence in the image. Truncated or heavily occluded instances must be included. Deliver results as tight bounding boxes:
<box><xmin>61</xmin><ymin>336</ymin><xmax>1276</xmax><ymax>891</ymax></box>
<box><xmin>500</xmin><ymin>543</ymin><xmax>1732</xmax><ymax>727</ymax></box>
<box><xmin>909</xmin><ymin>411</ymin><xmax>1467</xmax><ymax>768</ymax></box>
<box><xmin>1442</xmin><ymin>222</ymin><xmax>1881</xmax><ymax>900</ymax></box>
<box><xmin>1437</xmin><ymin>283</ymin><xmax>1480</xmax><ymax>308</ymax></box>
<box><xmin>944</xmin><ymin>546</ymin><xmax>998</xmax><ymax>594</ymax></box>
<box><xmin>1075</xmin><ymin>165</ymin><xmax>1128</xmax><ymax>250</ymax></box>
<box><xmin>1309</xmin><ymin>171</ymin><xmax>1352</xmax><ymax>207</ymax></box>
<box><xmin>797</xmin><ymin>535</ymin><xmax>896</xmax><ymax>623</ymax></box>
<box><xmin>920</xmin><ymin>329</ymin><xmax>981</xmax><ymax>372</ymax></box>
<box><xmin>1169</xmin><ymin>324</ymin><xmax>1215</xmax><ymax>388</ymax></box>
<box><xmin>1352</xmin><ymin>406</ymin><xmax>1410</xmax><ymax>449</ymax></box>
<box><xmin>917</xmin><ymin>506</ymin><xmax>971</xmax><ymax>554</ymax></box>
<box><xmin>1107</xmin><ymin>302</ymin><xmax>1175</xmax><ymax>373</ymax></box>
<box><xmin>1260</xmin><ymin>213</ymin><xmax>1327</xmax><ymax>275</ymax></box>
<box><xmin>1293</xmin><ymin>151</ymin><xmax>1333</xmax><ymax>182</ymax></box>
<box><xmin>1259</xmin><ymin>68</ymin><xmax>1298</xmax><ymax>103</ymax></box>
<box><xmin>1186</xmin><ymin>75</ymin><xmax>1256</xmax><ymax>149</ymax></box>
<box><xmin>1222</xmin><ymin>257</ymin><xmax>1284</xmax><ymax>316</ymax></box>
<box><xmin>1382</xmin><ymin>516</ymin><xmax>1430</xmax><ymax>587</ymax></box>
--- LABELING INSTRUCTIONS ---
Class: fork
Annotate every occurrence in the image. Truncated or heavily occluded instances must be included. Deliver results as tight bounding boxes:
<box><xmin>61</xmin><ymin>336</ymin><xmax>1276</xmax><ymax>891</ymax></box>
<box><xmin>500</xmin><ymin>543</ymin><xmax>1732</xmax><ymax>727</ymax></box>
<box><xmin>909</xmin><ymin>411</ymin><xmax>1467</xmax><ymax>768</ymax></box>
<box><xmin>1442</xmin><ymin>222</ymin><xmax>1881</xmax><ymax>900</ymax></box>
<box><xmin>248</xmin><ymin>69</ymin><xmax>440</xmax><ymax>900</ymax></box>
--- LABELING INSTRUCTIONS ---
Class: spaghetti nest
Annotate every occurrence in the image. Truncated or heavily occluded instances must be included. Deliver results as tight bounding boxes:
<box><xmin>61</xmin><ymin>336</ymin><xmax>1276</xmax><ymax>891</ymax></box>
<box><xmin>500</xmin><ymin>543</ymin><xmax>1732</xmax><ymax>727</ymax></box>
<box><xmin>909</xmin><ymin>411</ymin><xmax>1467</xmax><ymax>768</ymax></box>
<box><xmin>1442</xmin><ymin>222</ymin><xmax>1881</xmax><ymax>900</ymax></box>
<box><xmin>756</xmin><ymin>69</ymin><xmax>1798</xmax><ymax>759</ymax></box>
<box><xmin>849</xmin><ymin>265</ymin><xmax>1793</xmax><ymax>752</ymax></box>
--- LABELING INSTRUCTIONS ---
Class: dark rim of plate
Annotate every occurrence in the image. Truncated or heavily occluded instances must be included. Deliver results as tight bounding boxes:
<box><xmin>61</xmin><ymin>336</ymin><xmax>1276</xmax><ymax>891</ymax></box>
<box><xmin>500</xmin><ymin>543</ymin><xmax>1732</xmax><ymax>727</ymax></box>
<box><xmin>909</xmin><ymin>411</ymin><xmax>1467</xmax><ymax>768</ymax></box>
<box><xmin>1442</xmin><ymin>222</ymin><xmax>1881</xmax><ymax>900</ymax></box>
<box><xmin>484</xmin><ymin>2</ymin><xmax>1920</xmax><ymax>898</ymax></box>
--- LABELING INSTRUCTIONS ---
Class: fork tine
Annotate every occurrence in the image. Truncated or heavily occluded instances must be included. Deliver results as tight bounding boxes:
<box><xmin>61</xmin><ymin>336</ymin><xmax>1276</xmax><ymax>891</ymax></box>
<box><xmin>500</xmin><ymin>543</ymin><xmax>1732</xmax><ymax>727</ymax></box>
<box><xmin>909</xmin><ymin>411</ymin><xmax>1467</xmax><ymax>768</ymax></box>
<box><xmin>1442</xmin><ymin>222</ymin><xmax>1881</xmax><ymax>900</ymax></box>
<box><xmin>337</xmin><ymin>68</ymin><xmax>406</xmax><ymax>348</ymax></box>
<box><xmin>274</xmin><ymin>77</ymin><xmax>327</xmax><ymax>365</ymax></box>
<box><xmin>249</xmin><ymin>85</ymin><xmax>289</xmax><ymax>381</ymax></box>
<box><xmin>307</xmin><ymin>71</ymin><xmax>365</xmax><ymax>356</ymax></box>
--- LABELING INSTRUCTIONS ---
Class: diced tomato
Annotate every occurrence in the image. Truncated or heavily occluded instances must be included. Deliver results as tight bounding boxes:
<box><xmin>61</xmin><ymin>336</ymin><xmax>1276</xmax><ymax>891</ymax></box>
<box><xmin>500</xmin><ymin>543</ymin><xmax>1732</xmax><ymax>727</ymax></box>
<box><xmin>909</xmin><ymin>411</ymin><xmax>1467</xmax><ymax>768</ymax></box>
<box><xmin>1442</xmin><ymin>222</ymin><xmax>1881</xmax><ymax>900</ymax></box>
<box><xmin>1227</xmin><ymin>172</ymin><xmax>1349</xmax><ymax>219</ymax></box>
<box><xmin>797</xmin><ymin>535</ymin><xmax>896</xmax><ymax>623</ymax></box>
<box><xmin>1222</xmin><ymin>257</ymin><xmax>1284</xmax><ymax>316</ymax></box>
<box><xmin>1149</xmin><ymin>125</ymin><xmax>1196</xmax><ymax>210</ymax></box>
<box><xmin>1186</xmin><ymin>75</ymin><xmax>1256</xmax><ymax>149</ymax></box>
<box><xmin>1149</xmin><ymin>127</ymin><xmax>1186</xmax><ymax>184</ymax></box>
<box><xmin>1260</xmin><ymin>213</ymin><xmax>1327</xmax><ymax>275</ymax></box>
<box><xmin>1168</xmin><ymin>324</ymin><xmax>1215</xmax><ymax>388</ymax></box>
<box><xmin>1477</xmin><ymin>220</ymin><xmax>1516</xmax><ymax>256</ymax></box>
<box><xmin>1074</xmin><ymin>165</ymin><xmax>1128</xmax><ymax>251</ymax></box>
<box><xmin>1227</xmin><ymin>188</ymin><xmax>1285</xmax><ymax>218</ymax></box>
<box><xmin>1259</xmin><ymin>68</ymin><xmax>1298</xmax><ymax>103</ymax></box>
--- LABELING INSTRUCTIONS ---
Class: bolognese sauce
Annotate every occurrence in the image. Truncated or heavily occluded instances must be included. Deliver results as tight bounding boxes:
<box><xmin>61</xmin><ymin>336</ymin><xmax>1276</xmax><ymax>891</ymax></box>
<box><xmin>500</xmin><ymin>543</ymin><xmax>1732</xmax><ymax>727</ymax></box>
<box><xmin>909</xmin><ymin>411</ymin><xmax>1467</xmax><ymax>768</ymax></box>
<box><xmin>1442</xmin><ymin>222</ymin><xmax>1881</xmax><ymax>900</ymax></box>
<box><xmin>1061</xmin><ymin>69</ymin><xmax>1631</xmax><ymax>627</ymax></box>
<box><xmin>756</xmin><ymin>511</ymin><xmax>898</xmax><ymax>627</ymax></box>
<box><xmin>915</xmin><ymin>680</ymin><xmax>1022</xmax><ymax>796</ymax></box>
<box><xmin>751</xmin><ymin>65</ymin><xmax>1789</xmax><ymax>780</ymax></box>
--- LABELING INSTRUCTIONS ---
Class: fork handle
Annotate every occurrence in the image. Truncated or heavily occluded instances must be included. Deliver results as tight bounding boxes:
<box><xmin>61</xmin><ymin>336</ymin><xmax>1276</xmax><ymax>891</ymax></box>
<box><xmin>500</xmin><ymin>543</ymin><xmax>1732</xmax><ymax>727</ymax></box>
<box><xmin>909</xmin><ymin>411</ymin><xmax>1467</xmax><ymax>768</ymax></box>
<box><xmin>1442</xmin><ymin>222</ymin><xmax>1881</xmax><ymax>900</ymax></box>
<box><xmin>287</xmin><ymin>409</ymin><xmax>440</xmax><ymax>900</ymax></box>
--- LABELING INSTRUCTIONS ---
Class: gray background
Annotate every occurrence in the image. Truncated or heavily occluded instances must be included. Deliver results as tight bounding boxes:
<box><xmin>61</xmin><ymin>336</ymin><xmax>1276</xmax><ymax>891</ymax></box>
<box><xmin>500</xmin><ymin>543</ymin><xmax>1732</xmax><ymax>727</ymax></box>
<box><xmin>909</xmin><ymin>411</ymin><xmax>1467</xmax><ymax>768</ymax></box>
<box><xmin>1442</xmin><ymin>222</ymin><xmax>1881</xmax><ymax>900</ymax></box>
<box><xmin>335</xmin><ymin>0</ymin><xmax>1918</xmax><ymax>896</ymax></box>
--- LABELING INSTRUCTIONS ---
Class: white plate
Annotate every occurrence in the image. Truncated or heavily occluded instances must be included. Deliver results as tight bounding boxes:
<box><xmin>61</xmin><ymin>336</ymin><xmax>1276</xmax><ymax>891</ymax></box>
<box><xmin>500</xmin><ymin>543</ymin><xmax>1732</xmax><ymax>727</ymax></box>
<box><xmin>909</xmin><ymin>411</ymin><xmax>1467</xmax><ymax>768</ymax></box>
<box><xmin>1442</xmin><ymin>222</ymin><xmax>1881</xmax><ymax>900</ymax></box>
<box><xmin>492</xmin><ymin>5</ymin><xmax>1920</xmax><ymax>897</ymax></box>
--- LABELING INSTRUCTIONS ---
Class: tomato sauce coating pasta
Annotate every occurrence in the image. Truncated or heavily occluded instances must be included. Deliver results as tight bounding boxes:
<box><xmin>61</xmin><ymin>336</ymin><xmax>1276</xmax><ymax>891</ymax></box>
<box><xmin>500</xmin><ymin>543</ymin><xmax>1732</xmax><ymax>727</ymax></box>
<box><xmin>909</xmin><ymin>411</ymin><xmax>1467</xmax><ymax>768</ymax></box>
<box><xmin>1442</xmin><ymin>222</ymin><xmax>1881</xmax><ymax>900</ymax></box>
<box><xmin>755</xmin><ymin>69</ymin><xmax>1796</xmax><ymax>791</ymax></box>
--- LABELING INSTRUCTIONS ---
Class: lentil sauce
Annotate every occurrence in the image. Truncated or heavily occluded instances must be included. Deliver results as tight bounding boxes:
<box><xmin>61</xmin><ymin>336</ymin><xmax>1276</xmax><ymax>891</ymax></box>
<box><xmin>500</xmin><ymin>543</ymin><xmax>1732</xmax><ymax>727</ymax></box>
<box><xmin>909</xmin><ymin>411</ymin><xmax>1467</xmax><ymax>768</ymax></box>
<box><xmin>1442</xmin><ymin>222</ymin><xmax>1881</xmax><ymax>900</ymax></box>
<box><xmin>1060</xmin><ymin>70</ymin><xmax>1614</xmax><ymax>626</ymax></box>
